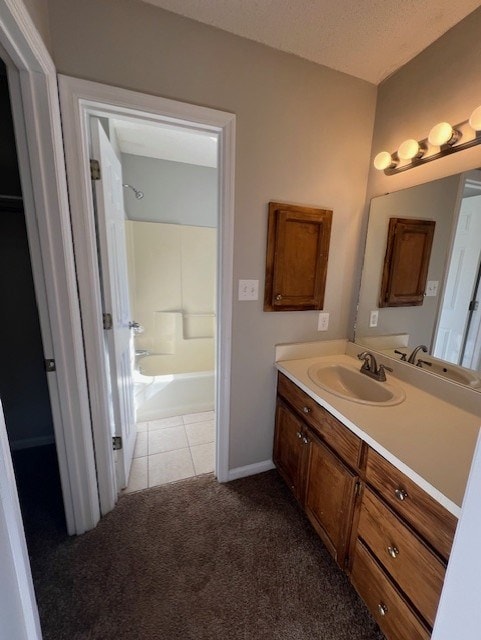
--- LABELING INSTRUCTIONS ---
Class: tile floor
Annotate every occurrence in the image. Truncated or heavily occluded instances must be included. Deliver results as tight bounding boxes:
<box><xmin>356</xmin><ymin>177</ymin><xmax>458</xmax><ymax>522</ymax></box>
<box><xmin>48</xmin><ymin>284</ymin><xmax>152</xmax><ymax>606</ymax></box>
<box><xmin>123</xmin><ymin>411</ymin><xmax>215</xmax><ymax>493</ymax></box>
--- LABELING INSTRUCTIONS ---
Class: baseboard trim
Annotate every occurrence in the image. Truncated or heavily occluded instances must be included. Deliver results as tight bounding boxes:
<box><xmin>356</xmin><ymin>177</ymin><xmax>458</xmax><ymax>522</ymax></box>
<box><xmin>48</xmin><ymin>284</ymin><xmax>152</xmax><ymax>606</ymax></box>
<box><xmin>10</xmin><ymin>435</ymin><xmax>55</xmax><ymax>451</ymax></box>
<box><xmin>227</xmin><ymin>459</ymin><xmax>275</xmax><ymax>481</ymax></box>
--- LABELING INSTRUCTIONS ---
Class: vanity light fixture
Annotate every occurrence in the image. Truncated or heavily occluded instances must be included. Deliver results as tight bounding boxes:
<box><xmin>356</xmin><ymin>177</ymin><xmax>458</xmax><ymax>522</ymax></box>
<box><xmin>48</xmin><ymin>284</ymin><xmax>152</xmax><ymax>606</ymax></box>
<box><xmin>373</xmin><ymin>151</ymin><xmax>397</xmax><ymax>171</ymax></box>
<box><xmin>428</xmin><ymin>122</ymin><xmax>460</xmax><ymax>147</ymax></box>
<box><xmin>374</xmin><ymin>105</ymin><xmax>481</xmax><ymax>175</ymax></box>
<box><xmin>398</xmin><ymin>138</ymin><xmax>425</xmax><ymax>161</ymax></box>
<box><xmin>469</xmin><ymin>105</ymin><xmax>481</xmax><ymax>131</ymax></box>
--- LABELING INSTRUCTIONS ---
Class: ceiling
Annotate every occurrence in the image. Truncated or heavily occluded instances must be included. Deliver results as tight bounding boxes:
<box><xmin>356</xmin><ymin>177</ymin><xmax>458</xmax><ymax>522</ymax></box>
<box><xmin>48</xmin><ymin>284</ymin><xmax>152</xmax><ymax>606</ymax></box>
<box><xmin>142</xmin><ymin>0</ymin><xmax>481</xmax><ymax>84</ymax></box>
<box><xmin>111</xmin><ymin>119</ymin><xmax>218</xmax><ymax>167</ymax></box>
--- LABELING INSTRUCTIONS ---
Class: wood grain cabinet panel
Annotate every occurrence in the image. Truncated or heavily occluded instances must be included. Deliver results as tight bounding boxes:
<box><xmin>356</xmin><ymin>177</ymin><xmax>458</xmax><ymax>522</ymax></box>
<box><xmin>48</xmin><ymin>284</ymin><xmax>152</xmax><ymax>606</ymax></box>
<box><xmin>379</xmin><ymin>218</ymin><xmax>435</xmax><ymax>308</ymax></box>
<box><xmin>304</xmin><ymin>433</ymin><xmax>358</xmax><ymax>567</ymax></box>
<box><xmin>264</xmin><ymin>202</ymin><xmax>332</xmax><ymax>311</ymax></box>
<box><xmin>273</xmin><ymin>398</ymin><xmax>308</xmax><ymax>503</ymax></box>
<box><xmin>351</xmin><ymin>540</ymin><xmax>430</xmax><ymax>640</ymax></box>
<box><xmin>277</xmin><ymin>373</ymin><xmax>361</xmax><ymax>470</ymax></box>
<box><xmin>358</xmin><ymin>488</ymin><xmax>445</xmax><ymax>627</ymax></box>
<box><xmin>274</xmin><ymin>374</ymin><xmax>361</xmax><ymax>568</ymax></box>
<box><xmin>365</xmin><ymin>448</ymin><xmax>457</xmax><ymax>560</ymax></box>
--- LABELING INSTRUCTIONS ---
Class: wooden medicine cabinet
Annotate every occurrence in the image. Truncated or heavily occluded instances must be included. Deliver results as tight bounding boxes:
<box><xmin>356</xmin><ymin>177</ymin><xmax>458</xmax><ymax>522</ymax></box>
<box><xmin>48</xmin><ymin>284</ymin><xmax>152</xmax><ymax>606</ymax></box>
<box><xmin>264</xmin><ymin>202</ymin><xmax>332</xmax><ymax>311</ymax></box>
<box><xmin>379</xmin><ymin>217</ymin><xmax>435</xmax><ymax>308</ymax></box>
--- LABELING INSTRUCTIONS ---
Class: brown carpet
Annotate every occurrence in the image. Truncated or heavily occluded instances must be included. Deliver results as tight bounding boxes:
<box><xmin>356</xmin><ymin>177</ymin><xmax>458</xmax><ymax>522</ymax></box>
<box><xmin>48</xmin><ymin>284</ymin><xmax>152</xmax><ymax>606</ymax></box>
<box><xmin>29</xmin><ymin>470</ymin><xmax>384</xmax><ymax>640</ymax></box>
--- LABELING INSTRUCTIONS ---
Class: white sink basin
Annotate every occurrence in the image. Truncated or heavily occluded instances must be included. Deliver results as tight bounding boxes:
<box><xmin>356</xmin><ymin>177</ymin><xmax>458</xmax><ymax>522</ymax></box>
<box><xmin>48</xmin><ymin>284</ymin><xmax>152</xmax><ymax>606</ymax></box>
<box><xmin>307</xmin><ymin>363</ymin><xmax>406</xmax><ymax>406</ymax></box>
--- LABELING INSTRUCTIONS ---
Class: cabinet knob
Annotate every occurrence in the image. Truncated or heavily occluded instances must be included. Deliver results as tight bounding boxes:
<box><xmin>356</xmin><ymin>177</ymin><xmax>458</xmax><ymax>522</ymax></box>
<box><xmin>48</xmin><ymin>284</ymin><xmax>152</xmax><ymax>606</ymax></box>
<box><xmin>275</xmin><ymin>294</ymin><xmax>283</xmax><ymax>301</ymax></box>
<box><xmin>296</xmin><ymin>431</ymin><xmax>302</xmax><ymax>439</ymax></box>
<box><xmin>377</xmin><ymin>603</ymin><xmax>388</xmax><ymax>617</ymax></box>
<box><xmin>302</xmin><ymin>435</ymin><xmax>309</xmax><ymax>444</ymax></box>
<box><xmin>394</xmin><ymin>487</ymin><xmax>408</xmax><ymax>501</ymax></box>
<box><xmin>387</xmin><ymin>545</ymin><xmax>399</xmax><ymax>559</ymax></box>
<box><xmin>302</xmin><ymin>406</ymin><xmax>311</xmax><ymax>414</ymax></box>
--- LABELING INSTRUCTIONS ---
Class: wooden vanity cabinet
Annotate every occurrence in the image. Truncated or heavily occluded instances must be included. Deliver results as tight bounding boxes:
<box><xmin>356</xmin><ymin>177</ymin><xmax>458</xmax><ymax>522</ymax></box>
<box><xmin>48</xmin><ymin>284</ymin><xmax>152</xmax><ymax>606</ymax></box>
<box><xmin>274</xmin><ymin>373</ymin><xmax>362</xmax><ymax>567</ymax></box>
<box><xmin>350</xmin><ymin>448</ymin><xmax>457</xmax><ymax>640</ymax></box>
<box><xmin>274</xmin><ymin>372</ymin><xmax>459</xmax><ymax>640</ymax></box>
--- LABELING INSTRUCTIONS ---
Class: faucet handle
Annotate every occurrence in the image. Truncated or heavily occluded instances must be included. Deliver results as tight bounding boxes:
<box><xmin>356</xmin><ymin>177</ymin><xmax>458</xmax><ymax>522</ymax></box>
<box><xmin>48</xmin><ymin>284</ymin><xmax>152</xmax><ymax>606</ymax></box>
<box><xmin>416</xmin><ymin>359</ymin><xmax>432</xmax><ymax>368</ymax></box>
<box><xmin>377</xmin><ymin>364</ymin><xmax>393</xmax><ymax>381</ymax></box>
<box><xmin>394</xmin><ymin>350</ymin><xmax>407</xmax><ymax>361</ymax></box>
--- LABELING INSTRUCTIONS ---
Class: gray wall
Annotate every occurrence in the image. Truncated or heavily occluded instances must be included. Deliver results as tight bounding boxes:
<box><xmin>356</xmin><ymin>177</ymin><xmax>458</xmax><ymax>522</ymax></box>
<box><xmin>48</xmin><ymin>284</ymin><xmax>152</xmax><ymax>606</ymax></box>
<box><xmin>47</xmin><ymin>0</ymin><xmax>377</xmax><ymax>470</ymax></box>
<box><xmin>23</xmin><ymin>0</ymin><xmax>52</xmax><ymax>51</ymax></box>
<box><xmin>121</xmin><ymin>154</ymin><xmax>217</xmax><ymax>227</ymax></box>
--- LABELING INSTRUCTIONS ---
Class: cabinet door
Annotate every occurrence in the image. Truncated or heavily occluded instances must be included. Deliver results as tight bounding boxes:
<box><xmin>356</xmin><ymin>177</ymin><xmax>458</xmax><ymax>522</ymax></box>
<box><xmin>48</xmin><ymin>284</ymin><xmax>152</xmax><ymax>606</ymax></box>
<box><xmin>264</xmin><ymin>202</ymin><xmax>332</xmax><ymax>311</ymax></box>
<box><xmin>379</xmin><ymin>218</ymin><xmax>435</xmax><ymax>307</ymax></box>
<box><xmin>273</xmin><ymin>399</ymin><xmax>307</xmax><ymax>502</ymax></box>
<box><xmin>304</xmin><ymin>433</ymin><xmax>358</xmax><ymax>567</ymax></box>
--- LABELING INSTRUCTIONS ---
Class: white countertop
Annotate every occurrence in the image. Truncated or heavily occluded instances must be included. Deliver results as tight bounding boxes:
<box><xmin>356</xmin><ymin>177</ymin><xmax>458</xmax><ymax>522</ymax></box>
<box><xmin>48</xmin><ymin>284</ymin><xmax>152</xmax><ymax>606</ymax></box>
<box><xmin>276</xmin><ymin>352</ymin><xmax>481</xmax><ymax>517</ymax></box>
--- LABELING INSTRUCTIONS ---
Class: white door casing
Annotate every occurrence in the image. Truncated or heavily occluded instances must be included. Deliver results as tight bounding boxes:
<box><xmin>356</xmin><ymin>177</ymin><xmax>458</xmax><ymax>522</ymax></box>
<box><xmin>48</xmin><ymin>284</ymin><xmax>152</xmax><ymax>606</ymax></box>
<box><xmin>0</xmin><ymin>0</ymin><xmax>98</xmax><ymax>537</ymax></box>
<box><xmin>434</xmin><ymin>194</ymin><xmax>481</xmax><ymax>363</ymax></box>
<box><xmin>91</xmin><ymin>118</ymin><xmax>136</xmax><ymax>489</ymax></box>
<box><xmin>59</xmin><ymin>75</ymin><xmax>235</xmax><ymax>518</ymax></box>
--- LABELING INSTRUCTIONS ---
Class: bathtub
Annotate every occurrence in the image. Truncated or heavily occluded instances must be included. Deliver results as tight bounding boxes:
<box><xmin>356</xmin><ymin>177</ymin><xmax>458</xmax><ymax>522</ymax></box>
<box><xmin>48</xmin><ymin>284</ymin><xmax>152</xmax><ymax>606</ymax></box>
<box><xmin>134</xmin><ymin>367</ymin><xmax>215</xmax><ymax>422</ymax></box>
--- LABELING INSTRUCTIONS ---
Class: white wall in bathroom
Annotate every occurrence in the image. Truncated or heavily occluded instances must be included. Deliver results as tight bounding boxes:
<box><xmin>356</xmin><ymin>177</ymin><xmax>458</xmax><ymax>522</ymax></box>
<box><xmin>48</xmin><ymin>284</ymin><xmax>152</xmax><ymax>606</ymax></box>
<box><xmin>126</xmin><ymin>220</ymin><xmax>216</xmax><ymax>375</ymax></box>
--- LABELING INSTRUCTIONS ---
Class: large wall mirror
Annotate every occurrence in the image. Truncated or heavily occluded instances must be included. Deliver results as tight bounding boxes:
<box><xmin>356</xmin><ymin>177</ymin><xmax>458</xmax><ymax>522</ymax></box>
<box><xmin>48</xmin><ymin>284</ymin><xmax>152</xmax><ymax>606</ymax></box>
<box><xmin>355</xmin><ymin>168</ymin><xmax>481</xmax><ymax>390</ymax></box>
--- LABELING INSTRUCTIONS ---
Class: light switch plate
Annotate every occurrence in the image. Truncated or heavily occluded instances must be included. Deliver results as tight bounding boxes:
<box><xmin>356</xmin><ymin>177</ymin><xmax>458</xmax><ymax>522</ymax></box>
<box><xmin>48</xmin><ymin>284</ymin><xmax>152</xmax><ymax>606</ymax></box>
<box><xmin>318</xmin><ymin>312</ymin><xmax>329</xmax><ymax>331</ymax></box>
<box><xmin>426</xmin><ymin>280</ymin><xmax>439</xmax><ymax>297</ymax></box>
<box><xmin>238</xmin><ymin>279</ymin><xmax>259</xmax><ymax>301</ymax></box>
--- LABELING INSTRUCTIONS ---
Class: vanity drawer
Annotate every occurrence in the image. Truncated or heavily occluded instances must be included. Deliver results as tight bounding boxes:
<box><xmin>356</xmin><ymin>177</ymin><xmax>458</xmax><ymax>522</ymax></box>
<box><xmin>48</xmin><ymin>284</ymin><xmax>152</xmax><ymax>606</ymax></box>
<box><xmin>358</xmin><ymin>487</ymin><xmax>445</xmax><ymax>627</ymax></box>
<box><xmin>366</xmin><ymin>448</ymin><xmax>457</xmax><ymax>559</ymax></box>
<box><xmin>351</xmin><ymin>540</ymin><xmax>430</xmax><ymax>640</ymax></box>
<box><xmin>277</xmin><ymin>373</ymin><xmax>361</xmax><ymax>470</ymax></box>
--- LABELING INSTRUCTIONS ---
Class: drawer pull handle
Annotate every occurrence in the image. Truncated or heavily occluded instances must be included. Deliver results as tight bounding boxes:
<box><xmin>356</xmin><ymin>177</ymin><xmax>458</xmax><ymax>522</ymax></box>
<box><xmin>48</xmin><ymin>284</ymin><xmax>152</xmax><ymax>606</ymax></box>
<box><xmin>302</xmin><ymin>406</ymin><xmax>311</xmax><ymax>414</ymax></box>
<box><xmin>378</xmin><ymin>603</ymin><xmax>388</xmax><ymax>617</ymax></box>
<box><xmin>394</xmin><ymin>487</ymin><xmax>408</xmax><ymax>501</ymax></box>
<box><xmin>387</xmin><ymin>545</ymin><xmax>399</xmax><ymax>559</ymax></box>
<box><xmin>296</xmin><ymin>431</ymin><xmax>302</xmax><ymax>439</ymax></box>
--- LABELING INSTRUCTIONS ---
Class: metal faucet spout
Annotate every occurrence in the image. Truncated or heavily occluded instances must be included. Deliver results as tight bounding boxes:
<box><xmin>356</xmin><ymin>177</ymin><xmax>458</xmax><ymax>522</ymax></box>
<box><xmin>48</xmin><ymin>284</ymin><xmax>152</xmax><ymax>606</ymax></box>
<box><xmin>407</xmin><ymin>345</ymin><xmax>428</xmax><ymax>364</ymax></box>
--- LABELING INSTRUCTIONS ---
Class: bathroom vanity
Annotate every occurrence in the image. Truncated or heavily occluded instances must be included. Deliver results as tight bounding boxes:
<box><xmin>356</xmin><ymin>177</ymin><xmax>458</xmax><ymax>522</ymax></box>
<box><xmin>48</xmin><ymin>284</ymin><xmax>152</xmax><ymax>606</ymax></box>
<box><xmin>273</xmin><ymin>344</ymin><xmax>480</xmax><ymax>640</ymax></box>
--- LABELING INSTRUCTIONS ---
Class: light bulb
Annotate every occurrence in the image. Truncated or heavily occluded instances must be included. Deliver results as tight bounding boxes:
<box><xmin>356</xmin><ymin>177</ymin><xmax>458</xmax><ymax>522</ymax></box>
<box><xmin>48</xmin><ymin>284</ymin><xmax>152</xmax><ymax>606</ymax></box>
<box><xmin>373</xmin><ymin>151</ymin><xmax>395</xmax><ymax>171</ymax></box>
<box><xmin>398</xmin><ymin>139</ymin><xmax>423</xmax><ymax>161</ymax></box>
<box><xmin>469</xmin><ymin>106</ymin><xmax>481</xmax><ymax>131</ymax></box>
<box><xmin>428</xmin><ymin>122</ymin><xmax>458</xmax><ymax>146</ymax></box>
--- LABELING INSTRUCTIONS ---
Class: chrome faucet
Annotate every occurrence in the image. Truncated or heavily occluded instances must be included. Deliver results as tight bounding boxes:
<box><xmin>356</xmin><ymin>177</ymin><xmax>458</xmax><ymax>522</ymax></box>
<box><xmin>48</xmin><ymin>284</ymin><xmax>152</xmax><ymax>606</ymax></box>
<box><xmin>407</xmin><ymin>344</ymin><xmax>428</xmax><ymax>364</ymax></box>
<box><xmin>357</xmin><ymin>351</ymin><xmax>392</xmax><ymax>382</ymax></box>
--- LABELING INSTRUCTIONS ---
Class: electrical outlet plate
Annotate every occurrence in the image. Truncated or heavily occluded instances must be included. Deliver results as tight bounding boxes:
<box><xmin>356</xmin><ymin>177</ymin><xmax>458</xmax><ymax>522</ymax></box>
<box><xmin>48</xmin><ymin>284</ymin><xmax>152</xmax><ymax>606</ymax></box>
<box><xmin>369</xmin><ymin>310</ymin><xmax>379</xmax><ymax>327</ymax></box>
<box><xmin>318</xmin><ymin>312</ymin><xmax>329</xmax><ymax>331</ymax></box>
<box><xmin>238</xmin><ymin>279</ymin><xmax>259</xmax><ymax>301</ymax></box>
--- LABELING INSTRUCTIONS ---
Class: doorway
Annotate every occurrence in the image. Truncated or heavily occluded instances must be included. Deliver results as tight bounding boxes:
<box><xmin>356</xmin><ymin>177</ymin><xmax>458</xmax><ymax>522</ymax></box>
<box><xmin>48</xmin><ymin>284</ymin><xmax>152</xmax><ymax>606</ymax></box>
<box><xmin>90</xmin><ymin>115</ymin><xmax>218</xmax><ymax>493</ymax></box>
<box><xmin>59</xmin><ymin>76</ymin><xmax>235</xmax><ymax>518</ymax></box>
<box><xmin>0</xmin><ymin>61</ymin><xmax>65</xmax><ymax>541</ymax></box>
<box><xmin>433</xmin><ymin>174</ymin><xmax>481</xmax><ymax>369</ymax></box>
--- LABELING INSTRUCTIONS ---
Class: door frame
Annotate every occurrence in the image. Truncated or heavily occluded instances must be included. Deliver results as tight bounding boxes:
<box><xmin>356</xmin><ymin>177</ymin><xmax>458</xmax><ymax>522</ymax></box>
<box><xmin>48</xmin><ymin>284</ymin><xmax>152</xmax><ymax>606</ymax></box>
<box><xmin>58</xmin><ymin>75</ymin><xmax>235</xmax><ymax>514</ymax></box>
<box><xmin>0</xmin><ymin>0</ymin><xmax>98</xmax><ymax>538</ymax></box>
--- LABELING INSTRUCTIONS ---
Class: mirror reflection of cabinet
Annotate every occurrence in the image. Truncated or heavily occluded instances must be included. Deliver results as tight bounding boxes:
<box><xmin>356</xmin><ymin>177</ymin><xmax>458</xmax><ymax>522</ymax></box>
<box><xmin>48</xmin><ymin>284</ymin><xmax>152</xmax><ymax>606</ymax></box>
<box><xmin>355</xmin><ymin>168</ymin><xmax>481</xmax><ymax>388</ymax></box>
<box><xmin>379</xmin><ymin>218</ymin><xmax>435</xmax><ymax>308</ymax></box>
<box><xmin>264</xmin><ymin>202</ymin><xmax>332</xmax><ymax>311</ymax></box>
